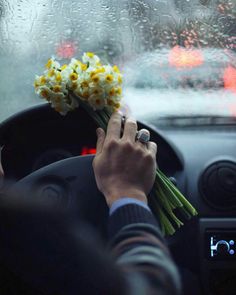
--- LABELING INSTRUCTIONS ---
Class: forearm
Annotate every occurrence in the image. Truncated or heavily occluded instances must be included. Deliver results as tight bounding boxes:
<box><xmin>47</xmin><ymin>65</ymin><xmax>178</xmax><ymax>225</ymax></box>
<box><xmin>108</xmin><ymin>204</ymin><xmax>181</xmax><ymax>295</ymax></box>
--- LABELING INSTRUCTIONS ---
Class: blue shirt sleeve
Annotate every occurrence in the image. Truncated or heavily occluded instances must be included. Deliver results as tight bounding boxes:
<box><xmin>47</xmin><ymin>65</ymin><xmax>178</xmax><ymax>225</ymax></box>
<box><xmin>109</xmin><ymin>198</ymin><xmax>151</xmax><ymax>216</ymax></box>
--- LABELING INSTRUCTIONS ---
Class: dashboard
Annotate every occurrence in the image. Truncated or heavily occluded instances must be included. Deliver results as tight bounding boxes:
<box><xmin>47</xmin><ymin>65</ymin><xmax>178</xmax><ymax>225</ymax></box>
<box><xmin>0</xmin><ymin>104</ymin><xmax>236</xmax><ymax>295</ymax></box>
<box><xmin>152</xmin><ymin>123</ymin><xmax>236</xmax><ymax>295</ymax></box>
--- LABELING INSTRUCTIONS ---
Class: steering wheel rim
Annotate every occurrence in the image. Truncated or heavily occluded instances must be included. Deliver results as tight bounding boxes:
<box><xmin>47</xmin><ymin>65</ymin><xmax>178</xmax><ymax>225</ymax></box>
<box><xmin>7</xmin><ymin>154</ymin><xmax>109</xmax><ymax>239</ymax></box>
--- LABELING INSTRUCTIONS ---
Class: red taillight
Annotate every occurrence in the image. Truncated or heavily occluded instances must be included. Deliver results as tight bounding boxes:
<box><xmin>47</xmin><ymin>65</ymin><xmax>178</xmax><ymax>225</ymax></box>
<box><xmin>224</xmin><ymin>66</ymin><xmax>236</xmax><ymax>93</ymax></box>
<box><xmin>56</xmin><ymin>41</ymin><xmax>76</xmax><ymax>59</ymax></box>
<box><xmin>81</xmin><ymin>147</ymin><xmax>96</xmax><ymax>155</ymax></box>
<box><xmin>169</xmin><ymin>46</ymin><xmax>204</xmax><ymax>68</ymax></box>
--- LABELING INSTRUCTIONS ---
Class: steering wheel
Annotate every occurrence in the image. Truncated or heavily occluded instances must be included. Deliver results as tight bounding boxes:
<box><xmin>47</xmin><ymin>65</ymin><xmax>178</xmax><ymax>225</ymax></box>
<box><xmin>0</xmin><ymin>104</ymin><xmax>183</xmax><ymax>240</ymax></box>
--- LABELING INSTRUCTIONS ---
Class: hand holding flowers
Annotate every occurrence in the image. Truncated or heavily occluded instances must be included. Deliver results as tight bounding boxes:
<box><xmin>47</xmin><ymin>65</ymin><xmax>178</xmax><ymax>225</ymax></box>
<box><xmin>34</xmin><ymin>52</ymin><xmax>197</xmax><ymax>235</ymax></box>
<box><xmin>93</xmin><ymin>114</ymin><xmax>157</xmax><ymax>207</ymax></box>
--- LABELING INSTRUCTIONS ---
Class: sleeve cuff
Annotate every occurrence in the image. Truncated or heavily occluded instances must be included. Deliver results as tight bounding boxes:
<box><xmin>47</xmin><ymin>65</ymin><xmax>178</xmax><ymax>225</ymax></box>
<box><xmin>109</xmin><ymin>198</ymin><xmax>151</xmax><ymax>216</ymax></box>
<box><xmin>108</xmin><ymin>204</ymin><xmax>159</xmax><ymax>238</ymax></box>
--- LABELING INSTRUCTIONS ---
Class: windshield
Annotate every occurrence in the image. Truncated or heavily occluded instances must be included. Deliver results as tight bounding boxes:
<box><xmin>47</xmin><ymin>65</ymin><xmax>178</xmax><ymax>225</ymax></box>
<box><xmin>0</xmin><ymin>0</ymin><xmax>236</xmax><ymax>125</ymax></box>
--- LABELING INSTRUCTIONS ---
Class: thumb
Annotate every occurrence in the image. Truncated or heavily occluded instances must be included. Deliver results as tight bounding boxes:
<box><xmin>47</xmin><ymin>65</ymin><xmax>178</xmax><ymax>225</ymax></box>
<box><xmin>96</xmin><ymin>128</ymin><xmax>105</xmax><ymax>155</ymax></box>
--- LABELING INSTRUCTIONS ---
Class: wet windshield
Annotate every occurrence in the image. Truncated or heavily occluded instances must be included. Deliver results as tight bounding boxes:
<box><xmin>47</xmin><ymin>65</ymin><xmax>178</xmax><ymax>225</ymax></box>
<box><xmin>0</xmin><ymin>0</ymin><xmax>235</xmax><ymax>124</ymax></box>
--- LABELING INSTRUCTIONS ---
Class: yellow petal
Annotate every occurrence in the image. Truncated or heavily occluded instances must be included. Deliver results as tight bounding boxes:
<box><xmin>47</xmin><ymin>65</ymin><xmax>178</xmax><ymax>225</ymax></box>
<box><xmin>86</xmin><ymin>52</ymin><xmax>95</xmax><ymax>58</ymax></box>
<box><xmin>118</xmin><ymin>75</ymin><xmax>122</xmax><ymax>84</ymax></box>
<box><xmin>92</xmin><ymin>75</ymin><xmax>100</xmax><ymax>83</ymax></box>
<box><xmin>40</xmin><ymin>76</ymin><xmax>47</xmax><ymax>85</ymax></box>
<box><xmin>81</xmin><ymin>63</ymin><xmax>88</xmax><ymax>71</ymax></box>
<box><xmin>69</xmin><ymin>72</ymin><xmax>78</xmax><ymax>81</ymax></box>
<box><xmin>53</xmin><ymin>85</ymin><xmax>62</xmax><ymax>93</ymax></box>
<box><xmin>61</xmin><ymin>64</ymin><xmax>68</xmax><ymax>70</ymax></box>
<box><xmin>105</xmin><ymin>74</ymin><xmax>113</xmax><ymax>83</ymax></box>
<box><xmin>45</xmin><ymin>59</ymin><xmax>52</xmax><ymax>69</ymax></box>
<box><xmin>113</xmin><ymin>65</ymin><xmax>120</xmax><ymax>73</ymax></box>
<box><xmin>56</xmin><ymin>73</ymin><xmax>62</xmax><ymax>82</ymax></box>
<box><xmin>48</xmin><ymin>69</ymin><xmax>55</xmax><ymax>77</ymax></box>
<box><xmin>116</xmin><ymin>87</ymin><xmax>122</xmax><ymax>95</ymax></box>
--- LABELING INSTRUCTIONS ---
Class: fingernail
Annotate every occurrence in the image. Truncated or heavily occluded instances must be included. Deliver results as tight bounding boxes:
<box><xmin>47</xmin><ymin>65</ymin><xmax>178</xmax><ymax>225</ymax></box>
<box><xmin>127</xmin><ymin>116</ymin><xmax>136</xmax><ymax>122</ymax></box>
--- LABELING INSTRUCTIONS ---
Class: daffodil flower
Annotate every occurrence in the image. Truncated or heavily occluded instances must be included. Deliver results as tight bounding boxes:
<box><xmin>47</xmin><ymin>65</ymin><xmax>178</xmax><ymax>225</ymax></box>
<box><xmin>82</xmin><ymin>52</ymin><xmax>100</xmax><ymax>66</ymax></box>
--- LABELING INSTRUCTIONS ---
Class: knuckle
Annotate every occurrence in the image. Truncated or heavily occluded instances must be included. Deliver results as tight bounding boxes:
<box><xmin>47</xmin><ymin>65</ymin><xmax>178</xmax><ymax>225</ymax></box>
<box><xmin>150</xmin><ymin>141</ymin><xmax>157</xmax><ymax>149</ymax></box>
<box><xmin>135</xmin><ymin>146</ymin><xmax>144</xmax><ymax>157</ymax></box>
<box><xmin>122</xmin><ymin>141</ymin><xmax>133</xmax><ymax>152</ymax></box>
<box><xmin>106</xmin><ymin>138</ymin><xmax>119</xmax><ymax>150</ymax></box>
<box><xmin>149</xmin><ymin>141</ymin><xmax>157</xmax><ymax>154</ymax></box>
<box><xmin>144</xmin><ymin>152</ymin><xmax>154</xmax><ymax>164</ymax></box>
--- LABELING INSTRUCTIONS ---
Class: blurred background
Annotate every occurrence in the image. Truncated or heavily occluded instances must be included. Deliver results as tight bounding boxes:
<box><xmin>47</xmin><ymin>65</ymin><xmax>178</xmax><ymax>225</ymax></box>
<box><xmin>0</xmin><ymin>0</ymin><xmax>235</xmax><ymax>124</ymax></box>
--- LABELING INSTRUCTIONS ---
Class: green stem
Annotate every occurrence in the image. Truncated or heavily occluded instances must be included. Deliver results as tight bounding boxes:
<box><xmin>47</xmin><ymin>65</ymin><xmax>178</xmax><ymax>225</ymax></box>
<box><xmin>155</xmin><ymin>184</ymin><xmax>183</xmax><ymax>227</ymax></box>
<box><xmin>149</xmin><ymin>191</ymin><xmax>176</xmax><ymax>235</ymax></box>
<box><xmin>79</xmin><ymin>101</ymin><xmax>106</xmax><ymax>130</ymax></box>
<box><xmin>156</xmin><ymin>172</ymin><xmax>183</xmax><ymax>208</ymax></box>
<box><xmin>156</xmin><ymin>169</ymin><xmax>197</xmax><ymax>216</ymax></box>
<box><xmin>100</xmin><ymin>109</ymin><xmax>111</xmax><ymax>124</ymax></box>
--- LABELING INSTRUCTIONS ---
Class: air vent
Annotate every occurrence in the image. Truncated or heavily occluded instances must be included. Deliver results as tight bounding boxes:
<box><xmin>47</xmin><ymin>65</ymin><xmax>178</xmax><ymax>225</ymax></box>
<box><xmin>199</xmin><ymin>160</ymin><xmax>236</xmax><ymax>210</ymax></box>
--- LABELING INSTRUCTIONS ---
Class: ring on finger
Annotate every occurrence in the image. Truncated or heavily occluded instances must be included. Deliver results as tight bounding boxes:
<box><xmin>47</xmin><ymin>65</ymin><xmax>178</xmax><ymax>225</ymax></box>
<box><xmin>136</xmin><ymin>129</ymin><xmax>150</xmax><ymax>144</ymax></box>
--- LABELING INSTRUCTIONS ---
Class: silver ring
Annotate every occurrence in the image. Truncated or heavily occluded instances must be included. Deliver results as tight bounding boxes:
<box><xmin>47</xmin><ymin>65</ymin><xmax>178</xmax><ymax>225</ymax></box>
<box><xmin>136</xmin><ymin>130</ymin><xmax>150</xmax><ymax>143</ymax></box>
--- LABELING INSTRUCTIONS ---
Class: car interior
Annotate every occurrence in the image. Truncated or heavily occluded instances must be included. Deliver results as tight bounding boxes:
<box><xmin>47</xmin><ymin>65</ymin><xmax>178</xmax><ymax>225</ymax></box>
<box><xmin>0</xmin><ymin>0</ymin><xmax>236</xmax><ymax>294</ymax></box>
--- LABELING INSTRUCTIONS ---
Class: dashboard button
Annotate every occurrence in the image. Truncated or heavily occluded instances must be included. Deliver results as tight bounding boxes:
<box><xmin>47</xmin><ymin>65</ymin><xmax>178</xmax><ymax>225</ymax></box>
<box><xmin>216</xmin><ymin>240</ymin><xmax>230</xmax><ymax>255</ymax></box>
<box><xmin>218</xmin><ymin>167</ymin><xmax>236</xmax><ymax>193</ymax></box>
<box><xmin>229</xmin><ymin>240</ymin><xmax>235</xmax><ymax>246</ymax></box>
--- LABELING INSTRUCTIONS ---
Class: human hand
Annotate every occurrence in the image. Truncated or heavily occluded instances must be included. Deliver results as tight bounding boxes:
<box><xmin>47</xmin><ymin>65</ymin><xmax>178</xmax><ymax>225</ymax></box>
<box><xmin>93</xmin><ymin>112</ymin><xmax>157</xmax><ymax>207</ymax></box>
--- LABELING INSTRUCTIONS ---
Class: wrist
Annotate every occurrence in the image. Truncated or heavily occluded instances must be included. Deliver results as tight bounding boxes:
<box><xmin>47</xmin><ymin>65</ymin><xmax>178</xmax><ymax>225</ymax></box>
<box><xmin>104</xmin><ymin>188</ymin><xmax>147</xmax><ymax>208</ymax></box>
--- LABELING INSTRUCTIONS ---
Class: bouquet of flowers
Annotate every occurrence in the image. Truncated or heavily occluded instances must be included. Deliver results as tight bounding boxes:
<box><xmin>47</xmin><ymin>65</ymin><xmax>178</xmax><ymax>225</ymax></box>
<box><xmin>34</xmin><ymin>52</ymin><xmax>197</xmax><ymax>235</ymax></box>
